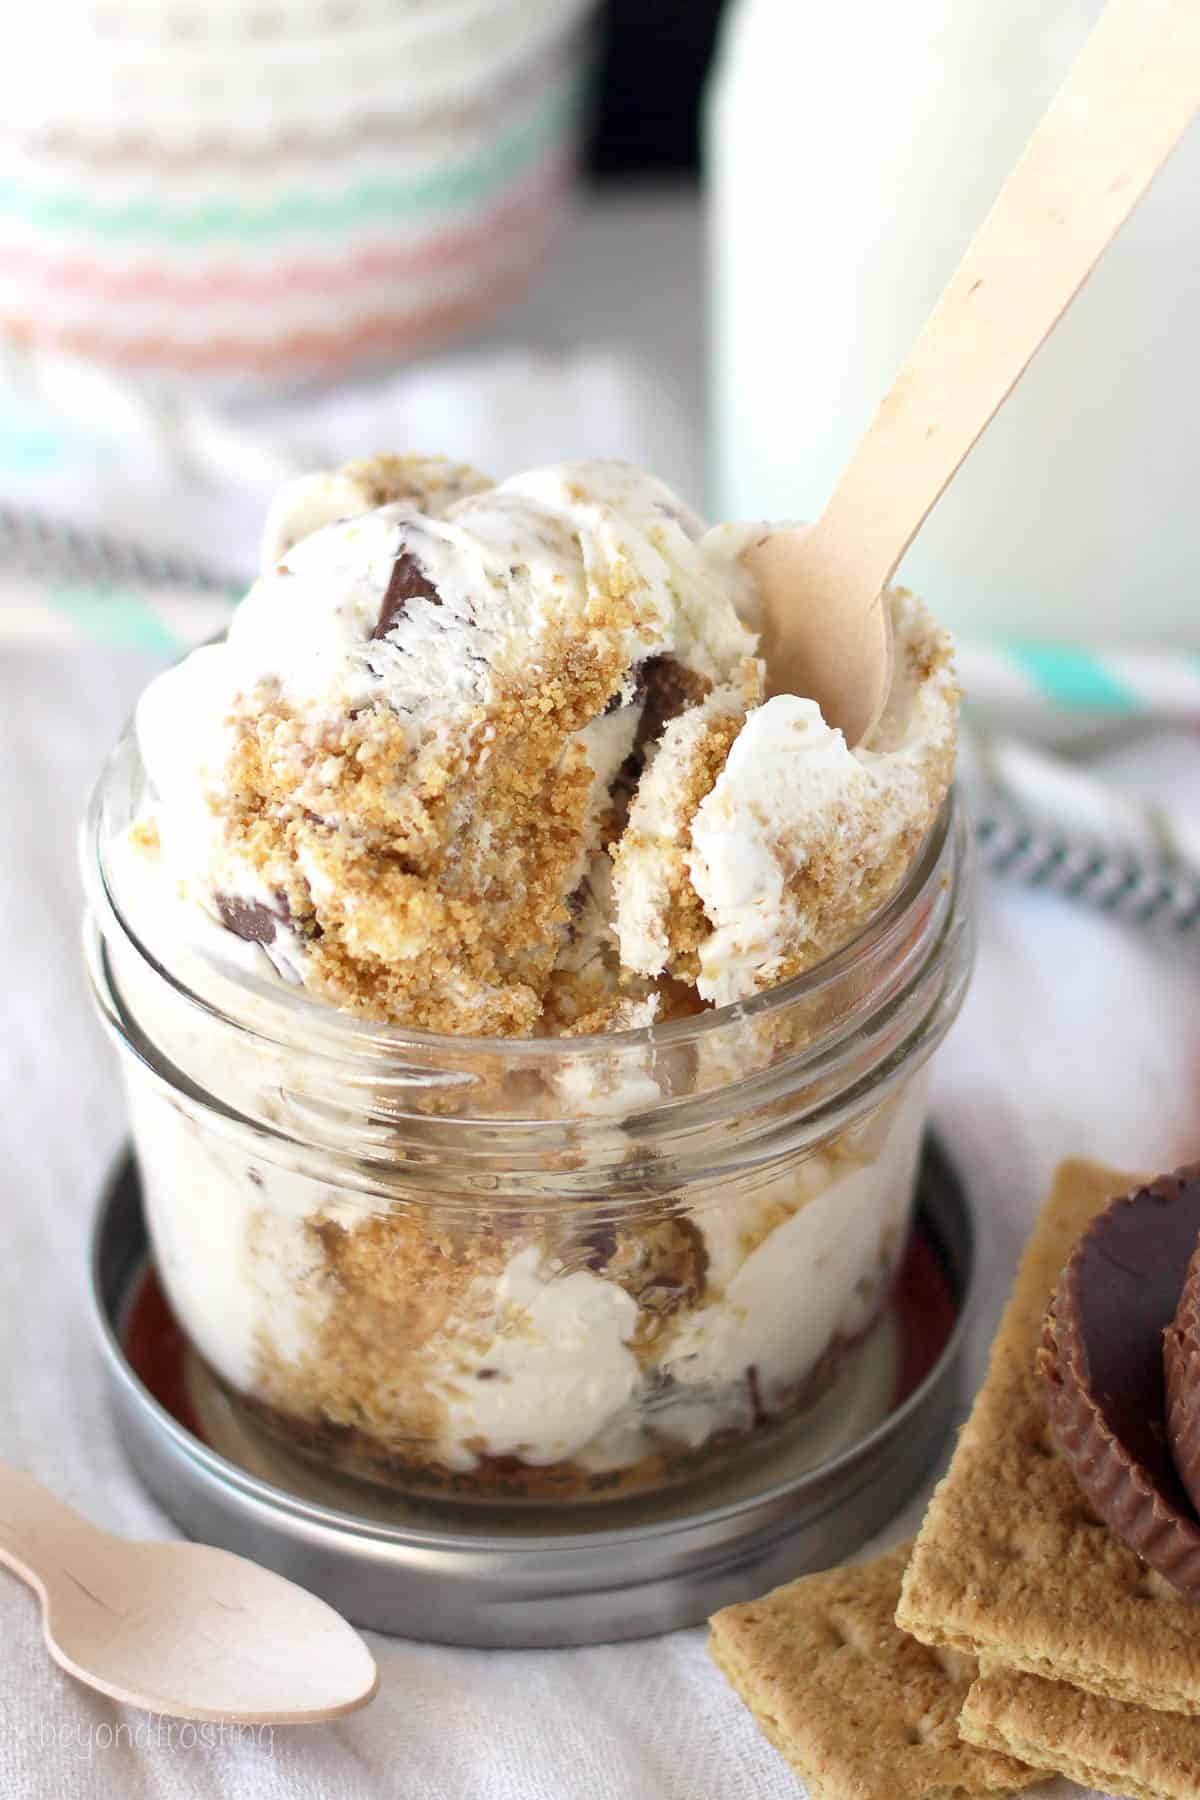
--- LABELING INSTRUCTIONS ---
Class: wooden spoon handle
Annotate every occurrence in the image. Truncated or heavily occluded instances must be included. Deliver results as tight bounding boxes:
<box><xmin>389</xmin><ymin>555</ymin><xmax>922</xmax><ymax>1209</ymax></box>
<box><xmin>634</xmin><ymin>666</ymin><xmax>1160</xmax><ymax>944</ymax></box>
<box><xmin>0</xmin><ymin>1462</ymin><xmax>102</xmax><ymax>1596</ymax></box>
<box><xmin>814</xmin><ymin>0</ymin><xmax>1200</xmax><ymax>607</ymax></box>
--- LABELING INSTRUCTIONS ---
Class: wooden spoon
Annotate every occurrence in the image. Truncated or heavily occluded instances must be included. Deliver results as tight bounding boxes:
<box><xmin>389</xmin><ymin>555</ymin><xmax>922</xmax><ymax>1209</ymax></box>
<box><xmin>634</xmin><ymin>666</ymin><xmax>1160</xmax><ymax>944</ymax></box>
<box><xmin>747</xmin><ymin>0</ymin><xmax>1200</xmax><ymax>746</ymax></box>
<box><xmin>0</xmin><ymin>1462</ymin><xmax>378</xmax><ymax>1722</ymax></box>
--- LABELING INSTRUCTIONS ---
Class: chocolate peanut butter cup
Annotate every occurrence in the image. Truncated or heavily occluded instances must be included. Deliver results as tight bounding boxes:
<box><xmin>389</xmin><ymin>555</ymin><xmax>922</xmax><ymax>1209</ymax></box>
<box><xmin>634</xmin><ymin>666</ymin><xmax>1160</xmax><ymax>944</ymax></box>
<box><xmin>1166</xmin><ymin>1230</ymin><xmax>1200</xmax><ymax>1519</ymax></box>
<box><xmin>1038</xmin><ymin>1165</ymin><xmax>1200</xmax><ymax>1599</ymax></box>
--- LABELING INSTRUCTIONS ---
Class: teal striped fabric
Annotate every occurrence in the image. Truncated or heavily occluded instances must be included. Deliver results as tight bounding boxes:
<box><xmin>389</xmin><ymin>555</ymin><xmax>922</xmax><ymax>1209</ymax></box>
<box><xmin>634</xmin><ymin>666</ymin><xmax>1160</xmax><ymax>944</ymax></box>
<box><xmin>0</xmin><ymin>78</ymin><xmax>580</xmax><ymax>246</ymax></box>
<box><xmin>1008</xmin><ymin>641</ymin><xmax>1138</xmax><ymax>712</ymax></box>
<box><xmin>46</xmin><ymin>586</ymin><xmax>186</xmax><ymax>655</ymax></box>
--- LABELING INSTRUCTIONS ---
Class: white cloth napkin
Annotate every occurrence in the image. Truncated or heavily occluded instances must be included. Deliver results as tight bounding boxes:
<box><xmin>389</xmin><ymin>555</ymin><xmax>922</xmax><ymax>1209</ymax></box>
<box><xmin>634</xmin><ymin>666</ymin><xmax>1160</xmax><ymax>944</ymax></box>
<box><xmin>2</xmin><ymin>642</ymin><xmax>1199</xmax><ymax>1800</ymax></box>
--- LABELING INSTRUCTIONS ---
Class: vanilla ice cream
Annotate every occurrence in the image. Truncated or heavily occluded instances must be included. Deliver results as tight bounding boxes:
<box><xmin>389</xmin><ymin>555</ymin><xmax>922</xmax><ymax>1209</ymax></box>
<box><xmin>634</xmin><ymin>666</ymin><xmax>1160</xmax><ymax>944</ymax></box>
<box><xmin>130</xmin><ymin>454</ymin><xmax>954</xmax><ymax>1036</ymax></box>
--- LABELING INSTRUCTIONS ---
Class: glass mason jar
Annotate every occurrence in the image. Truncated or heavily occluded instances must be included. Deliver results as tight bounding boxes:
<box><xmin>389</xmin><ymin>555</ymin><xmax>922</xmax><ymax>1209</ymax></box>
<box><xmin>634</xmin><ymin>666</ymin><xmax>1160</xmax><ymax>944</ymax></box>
<box><xmin>83</xmin><ymin>717</ymin><xmax>974</xmax><ymax>1507</ymax></box>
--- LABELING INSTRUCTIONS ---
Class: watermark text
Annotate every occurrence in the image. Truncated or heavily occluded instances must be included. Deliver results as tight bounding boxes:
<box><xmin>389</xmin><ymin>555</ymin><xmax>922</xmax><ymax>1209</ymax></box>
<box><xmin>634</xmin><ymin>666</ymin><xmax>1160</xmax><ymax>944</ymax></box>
<box><xmin>28</xmin><ymin>1717</ymin><xmax>275</xmax><ymax>1761</ymax></box>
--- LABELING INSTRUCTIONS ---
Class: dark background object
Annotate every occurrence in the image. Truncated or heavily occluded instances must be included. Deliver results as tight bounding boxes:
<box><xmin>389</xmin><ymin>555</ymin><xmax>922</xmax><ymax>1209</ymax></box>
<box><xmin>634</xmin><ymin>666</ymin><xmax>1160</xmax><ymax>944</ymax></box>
<box><xmin>586</xmin><ymin>0</ymin><xmax>730</xmax><ymax>178</ymax></box>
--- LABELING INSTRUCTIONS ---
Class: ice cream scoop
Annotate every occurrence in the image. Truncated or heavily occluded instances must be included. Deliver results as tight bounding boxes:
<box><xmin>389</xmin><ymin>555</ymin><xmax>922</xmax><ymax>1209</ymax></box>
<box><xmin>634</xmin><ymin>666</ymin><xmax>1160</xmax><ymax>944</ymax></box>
<box><xmin>127</xmin><ymin>454</ymin><xmax>956</xmax><ymax>1036</ymax></box>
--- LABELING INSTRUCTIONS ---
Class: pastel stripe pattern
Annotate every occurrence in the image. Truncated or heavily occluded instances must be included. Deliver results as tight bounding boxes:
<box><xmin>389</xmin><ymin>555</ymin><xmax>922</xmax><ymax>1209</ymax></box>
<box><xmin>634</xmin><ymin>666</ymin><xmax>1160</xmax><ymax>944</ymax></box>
<box><xmin>0</xmin><ymin>80</ymin><xmax>580</xmax><ymax>246</ymax></box>
<box><xmin>0</xmin><ymin>27</ymin><xmax>581</xmax><ymax>171</ymax></box>
<box><xmin>0</xmin><ymin>151</ymin><xmax>570</xmax><ymax>306</ymax></box>
<box><xmin>0</xmin><ymin>7</ymin><xmax>593</xmax><ymax>386</ymax></box>
<box><xmin>0</xmin><ymin>219</ymin><xmax>560</xmax><ymax>373</ymax></box>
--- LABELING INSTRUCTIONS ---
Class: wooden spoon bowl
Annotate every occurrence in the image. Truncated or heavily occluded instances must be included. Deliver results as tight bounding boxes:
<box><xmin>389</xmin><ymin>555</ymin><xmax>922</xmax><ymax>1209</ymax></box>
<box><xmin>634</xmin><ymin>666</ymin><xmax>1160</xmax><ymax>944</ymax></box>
<box><xmin>0</xmin><ymin>1462</ymin><xmax>378</xmax><ymax>1722</ymax></box>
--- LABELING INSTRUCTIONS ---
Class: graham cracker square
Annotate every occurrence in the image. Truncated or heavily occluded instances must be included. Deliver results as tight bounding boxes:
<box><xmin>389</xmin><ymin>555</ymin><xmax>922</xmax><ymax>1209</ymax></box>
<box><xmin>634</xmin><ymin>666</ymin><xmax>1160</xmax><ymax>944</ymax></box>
<box><xmin>961</xmin><ymin>1663</ymin><xmax>1200</xmax><ymax>1800</ymax></box>
<box><xmin>897</xmin><ymin>1157</ymin><xmax>1200</xmax><ymax>1714</ymax></box>
<box><xmin>709</xmin><ymin>1545</ymin><xmax>1043</xmax><ymax>1800</ymax></box>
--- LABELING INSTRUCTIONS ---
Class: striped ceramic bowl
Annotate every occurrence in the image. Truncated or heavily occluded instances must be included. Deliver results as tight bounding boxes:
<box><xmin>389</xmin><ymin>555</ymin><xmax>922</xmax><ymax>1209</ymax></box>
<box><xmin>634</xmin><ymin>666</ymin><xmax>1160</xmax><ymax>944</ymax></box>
<box><xmin>0</xmin><ymin>0</ymin><xmax>594</xmax><ymax>386</ymax></box>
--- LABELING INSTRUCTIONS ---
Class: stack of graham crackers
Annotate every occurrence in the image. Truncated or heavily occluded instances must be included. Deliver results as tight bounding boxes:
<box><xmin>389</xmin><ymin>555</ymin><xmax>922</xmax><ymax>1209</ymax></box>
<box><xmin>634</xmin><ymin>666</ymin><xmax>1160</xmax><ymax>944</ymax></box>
<box><xmin>710</xmin><ymin>1161</ymin><xmax>1200</xmax><ymax>1800</ymax></box>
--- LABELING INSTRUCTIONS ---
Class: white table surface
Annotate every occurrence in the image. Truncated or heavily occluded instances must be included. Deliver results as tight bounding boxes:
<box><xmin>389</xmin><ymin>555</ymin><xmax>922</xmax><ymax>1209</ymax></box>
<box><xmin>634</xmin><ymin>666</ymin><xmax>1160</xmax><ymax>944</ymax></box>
<box><xmin>2</xmin><ymin>191</ymin><xmax>1199</xmax><ymax>1800</ymax></box>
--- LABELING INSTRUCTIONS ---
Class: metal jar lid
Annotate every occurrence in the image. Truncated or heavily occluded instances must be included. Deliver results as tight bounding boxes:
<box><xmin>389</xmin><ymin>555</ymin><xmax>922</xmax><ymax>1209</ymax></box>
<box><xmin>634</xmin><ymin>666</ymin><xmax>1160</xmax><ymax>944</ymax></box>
<box><xmin>90</xmin><ymin>1138</ymin><xmax>974</xmax><ymax>1649</ymax></box>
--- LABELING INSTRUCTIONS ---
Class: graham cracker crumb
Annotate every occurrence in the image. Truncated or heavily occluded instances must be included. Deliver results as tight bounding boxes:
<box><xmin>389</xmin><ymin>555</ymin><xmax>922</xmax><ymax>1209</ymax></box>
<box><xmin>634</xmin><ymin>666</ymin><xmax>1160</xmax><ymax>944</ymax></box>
<box><xmin>215</xmin><ymin>611</ymin><xmax>644</xmax><ymax>1034</ymax></box>
<box><xmin>256</xmin><ymin>1207</ymin><xmax>509</xmax><ymax>1449</ymax></box>
<box><xmin>337</xmin><ymin>452</ymin><xmax>493</xmax><ymax>514</ymax></box>
<box><xmin>251</xmin><ymin>1199</ymin><xmax>714</xmax><ymax>1491</ymax></box>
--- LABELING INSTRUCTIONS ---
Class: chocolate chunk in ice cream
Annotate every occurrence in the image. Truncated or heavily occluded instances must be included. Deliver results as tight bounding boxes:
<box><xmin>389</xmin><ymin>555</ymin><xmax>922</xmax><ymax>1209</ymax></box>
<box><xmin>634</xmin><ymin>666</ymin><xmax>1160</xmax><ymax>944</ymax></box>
<box><xmin>372</xmin><ymin>548</ymin><xmax>441</xmax><ymax>639</ymax></box>
<box><xmin>215</xmin><ymin>893</ymin><xmax>289</xmax><ymax>947</ymax></box>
